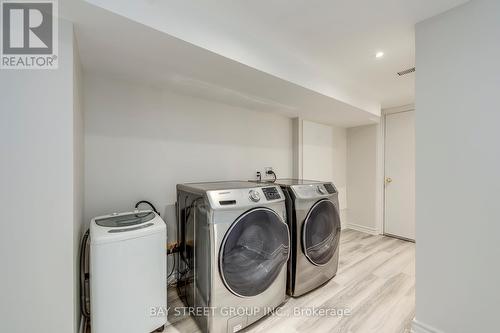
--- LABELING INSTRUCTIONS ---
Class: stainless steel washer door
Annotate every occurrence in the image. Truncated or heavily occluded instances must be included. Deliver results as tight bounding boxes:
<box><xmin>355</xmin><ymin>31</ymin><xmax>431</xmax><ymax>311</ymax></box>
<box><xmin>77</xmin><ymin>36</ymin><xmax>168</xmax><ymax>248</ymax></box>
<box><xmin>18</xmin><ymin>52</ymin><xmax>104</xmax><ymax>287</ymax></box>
<box><xmin>302</xmin><ymin>199</ymin><xmax>341</xmax><ymax>266</ymax></box>
<box><xmin>219</xmin><ymin>208</ymin><xmax>290</xmax><ymax>297</ymax></box>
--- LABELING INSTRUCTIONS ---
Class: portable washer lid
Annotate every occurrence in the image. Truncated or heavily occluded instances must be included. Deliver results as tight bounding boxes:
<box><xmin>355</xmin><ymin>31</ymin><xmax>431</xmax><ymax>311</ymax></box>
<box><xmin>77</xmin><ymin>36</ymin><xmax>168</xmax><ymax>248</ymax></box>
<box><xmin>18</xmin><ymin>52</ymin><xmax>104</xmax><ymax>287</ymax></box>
<box><xmin>95</xmin><ymin>211</ymin><xmax>156</xmax><ymax>228</ymax></box>
<box><xmin>90</xmin><ymin>210</ymin><xmax>166</xmax><ymax>245</ymax></box>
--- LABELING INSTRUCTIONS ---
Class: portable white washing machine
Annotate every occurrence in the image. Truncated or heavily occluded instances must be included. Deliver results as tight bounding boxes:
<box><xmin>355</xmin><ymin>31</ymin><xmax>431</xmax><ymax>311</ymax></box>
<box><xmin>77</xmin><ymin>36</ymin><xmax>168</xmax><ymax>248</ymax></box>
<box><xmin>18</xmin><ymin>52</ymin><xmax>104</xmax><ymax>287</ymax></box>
<box><xmin>89</xmin><ymin>210</ymin><xmax>167</xmax><ymax>333</ymax></box>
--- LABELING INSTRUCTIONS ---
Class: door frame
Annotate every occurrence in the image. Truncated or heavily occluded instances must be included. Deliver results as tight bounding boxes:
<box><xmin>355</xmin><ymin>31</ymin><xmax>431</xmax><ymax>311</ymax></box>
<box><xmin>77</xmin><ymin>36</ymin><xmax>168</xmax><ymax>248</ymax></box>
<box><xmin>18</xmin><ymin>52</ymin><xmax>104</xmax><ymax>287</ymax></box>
<box><xmin>377</xmin><ymin>104</ymin><xmax>415</xmax><ymax>239</ymax></box>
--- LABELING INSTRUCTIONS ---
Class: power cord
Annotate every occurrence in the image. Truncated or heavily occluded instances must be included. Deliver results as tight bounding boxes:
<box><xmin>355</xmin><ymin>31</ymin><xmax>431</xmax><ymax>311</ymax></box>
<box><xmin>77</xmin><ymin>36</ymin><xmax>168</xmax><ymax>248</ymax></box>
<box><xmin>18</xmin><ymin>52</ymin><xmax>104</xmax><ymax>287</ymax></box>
<box><xmin>167</xmin><ymin>253</ymin><xmax>175</xmax><ymax>280</ymax></box>
<box><xmin>266</xmin><ymin>170</ymin><xmax>277</xmax><ymax>183</ymax></box>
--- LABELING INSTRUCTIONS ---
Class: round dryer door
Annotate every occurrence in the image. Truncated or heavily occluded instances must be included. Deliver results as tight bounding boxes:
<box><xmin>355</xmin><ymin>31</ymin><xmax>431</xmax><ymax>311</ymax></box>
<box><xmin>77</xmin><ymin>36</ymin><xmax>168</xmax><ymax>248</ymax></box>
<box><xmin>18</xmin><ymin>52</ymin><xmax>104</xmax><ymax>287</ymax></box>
<box><xmin>220</xmin><ymin>208</ymin><xmax>290</xmax><ymax>297</ymax></box>
<box><xmin>302</xmin><ymin>199</ymin><xmax>341</xmax><ymax>266</ymax></box>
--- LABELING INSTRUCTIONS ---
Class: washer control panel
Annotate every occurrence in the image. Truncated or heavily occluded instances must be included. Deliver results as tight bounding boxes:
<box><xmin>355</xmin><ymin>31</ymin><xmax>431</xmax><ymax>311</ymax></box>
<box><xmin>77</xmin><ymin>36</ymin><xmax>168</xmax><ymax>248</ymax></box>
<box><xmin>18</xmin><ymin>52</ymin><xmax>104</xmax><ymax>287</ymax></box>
<box><xmin>207</xmin><ymin>185</ymin><xmax>285</xmax><ymax>209</ymax></box>
<box><xmin>262</xmin><ymin>187</ymin><xmax>281</xmax><ymax>200</ymax></box>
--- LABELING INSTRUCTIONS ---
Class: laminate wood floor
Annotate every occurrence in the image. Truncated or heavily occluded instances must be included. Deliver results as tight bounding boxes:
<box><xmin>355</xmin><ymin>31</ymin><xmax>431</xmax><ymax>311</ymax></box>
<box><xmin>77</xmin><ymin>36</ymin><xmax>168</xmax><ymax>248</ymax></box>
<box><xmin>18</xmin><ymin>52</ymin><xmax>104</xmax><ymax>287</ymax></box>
<box><xmin>163</xmin><ymin>229</ymin><xmax>415</xmax><ymax>333</ymax></box>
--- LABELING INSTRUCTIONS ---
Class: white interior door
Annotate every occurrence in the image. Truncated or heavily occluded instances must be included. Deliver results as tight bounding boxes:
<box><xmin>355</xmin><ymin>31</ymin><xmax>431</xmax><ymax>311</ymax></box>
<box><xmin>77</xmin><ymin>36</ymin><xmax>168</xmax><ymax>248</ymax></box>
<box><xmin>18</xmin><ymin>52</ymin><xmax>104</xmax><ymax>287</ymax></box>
<box><xmin>384</xmin><ymin>111</ymin><xmax>415</xmax><ymax>240</ymax></box>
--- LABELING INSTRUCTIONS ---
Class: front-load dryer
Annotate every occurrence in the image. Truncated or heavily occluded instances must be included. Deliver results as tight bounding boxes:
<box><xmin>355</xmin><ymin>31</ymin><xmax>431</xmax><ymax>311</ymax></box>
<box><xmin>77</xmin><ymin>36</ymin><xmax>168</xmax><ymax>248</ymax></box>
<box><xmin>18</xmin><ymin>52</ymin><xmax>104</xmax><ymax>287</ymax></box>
<box><xmin>274</xmin><ymin>179</ymin><xmax>341</xmax><ymax>297</ymax></box>
<box><xmin>176</xmin><ymin>181</ymin><xmax>289</xmax><ymax>333</ymax></box>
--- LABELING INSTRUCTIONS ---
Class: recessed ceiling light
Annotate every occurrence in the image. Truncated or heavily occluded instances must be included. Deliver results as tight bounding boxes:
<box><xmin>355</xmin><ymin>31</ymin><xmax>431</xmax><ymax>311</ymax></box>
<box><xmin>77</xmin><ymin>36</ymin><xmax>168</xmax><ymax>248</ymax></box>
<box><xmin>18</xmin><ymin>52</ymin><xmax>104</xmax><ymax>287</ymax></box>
<box><xmin>375</xmin><ymin>51</ymin><xmax>384</xmax><ymax>58</ymax></box>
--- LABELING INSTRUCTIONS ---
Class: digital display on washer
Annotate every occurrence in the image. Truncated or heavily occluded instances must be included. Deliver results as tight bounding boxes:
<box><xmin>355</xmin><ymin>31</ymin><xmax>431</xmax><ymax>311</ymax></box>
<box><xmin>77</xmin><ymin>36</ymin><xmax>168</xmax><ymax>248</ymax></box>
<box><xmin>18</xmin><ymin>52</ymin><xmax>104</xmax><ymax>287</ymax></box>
<box><xmin>324</xmin><ymin>183</ymin><xmax>336</xmax><ymax>194</ymax></box>
<box><xmin>262</xmin><ymin>187</ymin><xmax>281</xmax><ymax>200</ymax></box>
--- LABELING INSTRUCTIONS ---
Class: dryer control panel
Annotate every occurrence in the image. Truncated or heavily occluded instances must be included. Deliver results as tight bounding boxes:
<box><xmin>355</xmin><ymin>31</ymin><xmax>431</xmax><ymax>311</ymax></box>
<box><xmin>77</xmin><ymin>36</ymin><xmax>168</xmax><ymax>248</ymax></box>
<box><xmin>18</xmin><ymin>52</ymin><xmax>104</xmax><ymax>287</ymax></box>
<box><xmin>291</xmin><ymin>183</ymin><xmax>337</xmax><ymax>200</ymax></box>
<box><xmin>323</xmin><ymin>183</ymin><xmax>337</xmax><ymax>194</ymax></box>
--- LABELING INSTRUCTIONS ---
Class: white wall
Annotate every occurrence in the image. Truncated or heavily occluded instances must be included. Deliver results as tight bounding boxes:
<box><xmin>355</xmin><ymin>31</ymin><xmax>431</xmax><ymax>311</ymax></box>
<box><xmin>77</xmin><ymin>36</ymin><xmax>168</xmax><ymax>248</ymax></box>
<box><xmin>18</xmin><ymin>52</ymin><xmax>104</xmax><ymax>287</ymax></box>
<box><xmin>0</xmin><ymin>21</ymin><xmax>83</xmax><ymax>333</ymax></box>
<box><xmin>83</xmin><ymin>74</ymin><xmax>293</xmax><ymax>239</ymax></box>
<box><xmin>302</xmin><ymin>120</ymin><xmax>347</xmax><ymax>213</ymax></box>
<box><xmin>291</xmin><ymin>118</ymin><xmax>303</xmax><ymax>179</ymax></box>
<box><xmin>72</xmin><ymin>35</ymin><xmax>85</xmax><ymax>333</ymax></box>
<box><xmin>414</xmin><ymin>0</ymin><xmax>500</xmax><ymax>332</ymax></box>
<box><xmin>346</xmin><ymin>124</ymin><xmax>380</xmax><ymax>234</ymax></box>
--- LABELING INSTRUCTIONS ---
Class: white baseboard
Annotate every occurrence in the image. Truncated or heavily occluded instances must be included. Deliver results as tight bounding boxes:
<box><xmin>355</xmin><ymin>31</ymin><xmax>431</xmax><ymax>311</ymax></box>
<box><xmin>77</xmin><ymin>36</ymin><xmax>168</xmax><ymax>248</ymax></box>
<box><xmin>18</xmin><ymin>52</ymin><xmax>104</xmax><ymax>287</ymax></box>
<box><xmin>412</xmin><ymin>319</ymin><xmax>444</xmax><ymax>333</ymax></box>
<box><xmin>345</xmin><ymin>222</ymin><xmax>379</xmax><ymax>235</ymax></box>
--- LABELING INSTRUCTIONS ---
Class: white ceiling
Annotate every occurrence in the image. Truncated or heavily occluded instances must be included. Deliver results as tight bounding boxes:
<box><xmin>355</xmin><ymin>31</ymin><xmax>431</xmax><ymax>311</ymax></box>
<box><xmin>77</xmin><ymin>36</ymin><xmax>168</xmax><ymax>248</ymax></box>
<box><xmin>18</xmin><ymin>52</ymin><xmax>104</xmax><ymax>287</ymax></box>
<box><xmin>62</xmin><ymin>0</ymin><xmax>468</xmax><ymax>127</ymax></box>
<box><xmin>61</xmin><ymin>1</ymin><xmax>378</xmax><ymax>127</ymax></box>
<box><xmin>83</xmin><ymin>0</ymin><xmax>468</xmax><ymax>111</ymax></box>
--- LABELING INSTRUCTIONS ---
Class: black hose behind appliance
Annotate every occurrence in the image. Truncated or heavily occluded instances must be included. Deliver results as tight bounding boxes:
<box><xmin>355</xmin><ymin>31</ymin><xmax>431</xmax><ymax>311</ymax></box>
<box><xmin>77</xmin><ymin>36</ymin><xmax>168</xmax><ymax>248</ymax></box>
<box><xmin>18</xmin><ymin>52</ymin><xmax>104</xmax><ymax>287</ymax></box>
<box><xmin>79</xmin><ymin>229</ymin><xmax>91</xmax><ymax>333</ymax></box>
<box><xmin>135</xmin><ymin>200</ymin><xmax>160</xmax><ymax>216</ymax></box>
<box><xmin>135</xmin><ymin>200</ymin><xmax>177</xmax><ymax>282</ymax></box>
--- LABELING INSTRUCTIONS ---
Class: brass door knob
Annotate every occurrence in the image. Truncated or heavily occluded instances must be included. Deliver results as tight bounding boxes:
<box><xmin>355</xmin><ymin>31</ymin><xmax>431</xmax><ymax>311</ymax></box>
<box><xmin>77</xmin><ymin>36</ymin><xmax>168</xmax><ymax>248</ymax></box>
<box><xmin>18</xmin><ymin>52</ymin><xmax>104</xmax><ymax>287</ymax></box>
<box><xmin>385</xmin><ymin>177</ymin><xmax>393</xmax><ymax>183</ymax></box>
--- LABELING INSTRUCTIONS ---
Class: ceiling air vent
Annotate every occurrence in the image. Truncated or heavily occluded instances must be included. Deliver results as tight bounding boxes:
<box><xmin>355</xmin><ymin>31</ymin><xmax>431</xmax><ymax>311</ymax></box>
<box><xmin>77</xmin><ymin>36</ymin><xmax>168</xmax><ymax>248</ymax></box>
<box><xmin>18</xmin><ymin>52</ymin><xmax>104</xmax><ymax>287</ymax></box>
<box><xmin>397</xmin><ymin>67</ymin><xmax>415</xmax><ymax>76</ymax></box>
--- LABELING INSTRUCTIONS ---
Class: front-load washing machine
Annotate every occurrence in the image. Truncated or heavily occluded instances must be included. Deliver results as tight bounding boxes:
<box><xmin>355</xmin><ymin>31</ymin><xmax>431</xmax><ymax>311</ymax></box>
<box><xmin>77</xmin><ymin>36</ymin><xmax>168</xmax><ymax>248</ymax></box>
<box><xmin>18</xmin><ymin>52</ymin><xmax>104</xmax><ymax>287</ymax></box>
<box><xmin>176</xmin><ymin>181</ymin><xmax>289</xmax><ymax>333</ymax></box>
<box><xmin>274</xmin><ymin>179</ymin><xmax>341</xmax><ymax>297</ymax></box>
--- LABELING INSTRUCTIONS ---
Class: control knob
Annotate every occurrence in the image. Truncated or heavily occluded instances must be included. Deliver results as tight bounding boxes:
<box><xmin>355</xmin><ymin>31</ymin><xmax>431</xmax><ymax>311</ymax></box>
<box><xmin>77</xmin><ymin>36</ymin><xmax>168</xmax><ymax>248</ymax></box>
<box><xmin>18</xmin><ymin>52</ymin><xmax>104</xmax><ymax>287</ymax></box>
<box><xmin>249</xmin><ymin>190</ymin><xmax>261</xmax><ymax>202</ymax></box>
<box><xmin>317</xmin><ymin>185</ymin><xmax>327</xmax><ymax>195</ymax></box>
